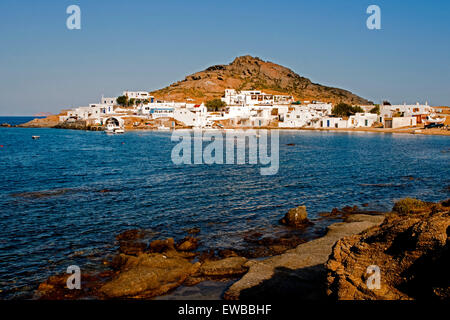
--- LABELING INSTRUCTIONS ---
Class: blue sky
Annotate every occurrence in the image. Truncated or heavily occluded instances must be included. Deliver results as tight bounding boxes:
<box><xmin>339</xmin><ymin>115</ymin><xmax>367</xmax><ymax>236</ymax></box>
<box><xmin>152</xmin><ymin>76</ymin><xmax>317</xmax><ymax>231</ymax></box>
<box><xmin>0</xmin><ymin>0</ymin><xmax>449</xmax><ymax>115</ymax></box>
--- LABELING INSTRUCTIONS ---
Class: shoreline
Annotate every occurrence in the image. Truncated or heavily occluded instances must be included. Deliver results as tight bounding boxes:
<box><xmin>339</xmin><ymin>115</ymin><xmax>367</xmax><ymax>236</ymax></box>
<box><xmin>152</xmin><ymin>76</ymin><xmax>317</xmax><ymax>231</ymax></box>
<box><xmin>4</xmin><ymin>124</ymin><xmax>450</xmax><ymax>136</ymax></box>
<box><xmin>8</xmin><ymin>198</ymin><xmax>449</xmax><ymax>300</ymax></box>
<box><xmin>32</xmin><ymin>205</ymin><xmax>384</xmax><ymax>300</ymax></box>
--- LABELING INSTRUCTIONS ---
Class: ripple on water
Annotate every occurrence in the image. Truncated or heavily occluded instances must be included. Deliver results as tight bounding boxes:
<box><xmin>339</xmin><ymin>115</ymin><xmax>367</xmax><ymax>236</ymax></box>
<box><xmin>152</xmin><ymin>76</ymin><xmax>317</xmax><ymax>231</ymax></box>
<box><xmin>0</xmin><ymin>128</ymin><xmax>449</xmax><ymax>298</ymax></box>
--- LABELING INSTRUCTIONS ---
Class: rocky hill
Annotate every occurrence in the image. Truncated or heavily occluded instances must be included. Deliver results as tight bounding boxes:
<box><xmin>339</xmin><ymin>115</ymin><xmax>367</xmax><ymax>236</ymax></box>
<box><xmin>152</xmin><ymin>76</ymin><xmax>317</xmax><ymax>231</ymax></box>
<box><xmin>151</xmin><ymin>55</ymin><xmax>372</xmax><ymax>105</ymax></box>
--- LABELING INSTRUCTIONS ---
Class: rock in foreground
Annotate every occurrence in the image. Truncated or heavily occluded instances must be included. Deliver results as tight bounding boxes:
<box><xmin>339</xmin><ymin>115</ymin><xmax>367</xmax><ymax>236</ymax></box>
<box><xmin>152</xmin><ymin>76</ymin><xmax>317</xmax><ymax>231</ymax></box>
<box><xmin>280</xmin><ymin>205</ymin><xmax>310</xmax><ymax>227</ymax></box>
<box><xmin>198</xmin><ymin>257</ymin><xmax>248</xmax><ymax>277</ymax></box>
<box><xmin>100</xmin><ymin>252</ymin><xmax>200</xmax><ymax>298</ymax></box>
<box><xmin>224</xmin><ymin>213</ymin><xmax>384</xmax><ymax>300</ymax></box>
<box><xmin>326</xmin><ymin>200</ymin><xmax>450</xmax><ymax>300</ymax></box>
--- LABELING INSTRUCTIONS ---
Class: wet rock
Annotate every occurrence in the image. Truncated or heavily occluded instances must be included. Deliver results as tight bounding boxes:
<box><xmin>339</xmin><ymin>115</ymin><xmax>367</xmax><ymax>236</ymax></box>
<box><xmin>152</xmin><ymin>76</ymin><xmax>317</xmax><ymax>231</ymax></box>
<box><xmin>99</xmin><ymin>252</ymin><xmax>200</xmax><ymax>298</ymax></box>
<box><xmin>186</xmin><ymin>227</ymin><xmax>201</xmax><ymax>235</ymax></box>
<box><xmin>116</xmin><ymin>229</ymin><xmax>152</xmax><ymax>256</ymax></box>
<box><xmin>326</xmin><ymin>206</ymin><xmax>450</xmax><ymax>300</ymax></box>
<box><xmin>110</xmin><ymin>254</ymin><xmax>131</xmax><ymax>271</ymax></box>
<box><xmin>392</xmin><ymin>198</ymin><xmax>429</xmax><ymax>215</ymax></box>
<box><xmin>198</xmin><ymin>249</ymin><xmax>217</xmax><ymax>262</ymax></box>
<box><xmin>11</xmin><ymin>188</ymin><xmax>74</xmax><ymax>199</ymax></box>
<box><xmin>280</xmin><ymin>205</ymin><xmax>310</xmax><ymax>227</ymax></box>
<box><xmin>148</xmin><ymin>238</ymin><xmax>175</xmax><ymax>253</ymax></box>
<box><xmin>36</xmin><ymin>272</ymin><xmax>113</xmax><ymax>300</ymax></box>
<box><xmin>198</xmin><ymin>257</ymin><xmax>248</xmax><ymax>277</ymax></box>
<box><xmin>224</xmin><ymin>213</ymin><xmax>385</xmax><ymax>300</ymax></box>
<box><xmin>342</xmin><ymin>205</ymin><xmax>359</xmax><ymax>213</ymax></box>
<box><xmin>218</xmin><ymin>249</ymin><xmax>239</xmax><ymax>258</ymax></box>
<box><xmin>242</xmin><ymin>231</ymin><xmax>263</xmax><ymax>243</ymax></box>
<box><xmin>176</xmin><ymin>236</ymin><xmax>199</xmax><ymax>251</ymax></box>
<box><xmin>116</xmin><ymin>229</ymin><xmax>146</xmax><ymax>241</ymax></box>
<box><xmin>119</xmin><ymin>241</ymin><xmax>147</xmax><ymax>256</ymax></box>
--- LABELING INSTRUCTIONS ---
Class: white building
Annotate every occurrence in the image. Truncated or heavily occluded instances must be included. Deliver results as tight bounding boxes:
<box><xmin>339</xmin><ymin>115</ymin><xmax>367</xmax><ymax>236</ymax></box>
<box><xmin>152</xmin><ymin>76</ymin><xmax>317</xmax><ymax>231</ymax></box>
<box><xmin>123</xmin><ymin>91</ymin><xmax>153</xmax><ymax>101</ymax></box>
<box><xmin>174</xmin><ymin>104</ymin><xmax>208</xmax><ymax>127</ymax></box>
<box><xmin>316</xmin><ymin>117</ymin><xmax>348</xmax><ymax>129</ymax></box>
<box><xmin>348</xmin><ymin>113</ymin><xmax>379</xmax><ymax>128</ymax></box>
<box><xmin>60</xmin><ymin>104</ymin><xmax>115</xmax><ymax>122</ymax></box>
<box><xmin>101</xmin><ymin>96</ymin><xmax>117</xmax><ymax>105</ymax></box>
<box><xmin>222</xmin><ymin>89</ymin><xmax>293</xmax><ymax>107</ymax></box>
<box><xmin>380</xmin><ymin>103</ymin><xmax>432</xmax><ymax>118</ymax></box>
<box><xmin>383</xmin><ymin>117</ymin><xmax>417</xmax><ymax>128</ymax></box>
<box><xmin>279</xmin><ymin>108</ymin><xmax>322</xmax><ymax>128</ymax></box>
<box><xmin>278</xmin><ymin>104</ymin><xmax>333</xmax><ymax>128</ymax></box>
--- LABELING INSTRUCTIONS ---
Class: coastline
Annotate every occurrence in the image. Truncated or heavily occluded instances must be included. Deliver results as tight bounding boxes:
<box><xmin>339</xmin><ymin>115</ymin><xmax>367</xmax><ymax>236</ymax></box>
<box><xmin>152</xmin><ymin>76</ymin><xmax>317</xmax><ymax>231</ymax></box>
<box><xmin>2</xmin><ymin>114</ymin><xmax>448</xmax><ymax>136</ymax></box>
<box><xmin>6</xmin><ymin>123</ymin><xmax>450</xmax><ymax>136</ymax></box>
<box><xmin>33</xmin><ymin>198</ymin><xmax>450</xmax><ymax>300</ymax></box>
<box><xmin>33</xmin><ymin>204</ymin><xmax>384</xmax><ymax>300</ymax></box>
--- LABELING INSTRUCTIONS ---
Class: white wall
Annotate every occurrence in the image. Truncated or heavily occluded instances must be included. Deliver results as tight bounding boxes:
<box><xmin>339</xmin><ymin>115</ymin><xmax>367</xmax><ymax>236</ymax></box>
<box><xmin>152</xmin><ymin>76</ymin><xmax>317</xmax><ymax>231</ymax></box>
<box><xmin>348</xmin><ymin>113</ymin><xmax>378</xmax><ymax>128</ymax></box>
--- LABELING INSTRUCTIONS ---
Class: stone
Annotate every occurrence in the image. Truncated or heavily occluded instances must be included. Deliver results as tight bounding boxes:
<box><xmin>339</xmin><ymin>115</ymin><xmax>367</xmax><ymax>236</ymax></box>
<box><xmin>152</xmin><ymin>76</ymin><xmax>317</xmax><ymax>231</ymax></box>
<box><xmin>326</xmin><ymin>208</ymin><xmax>450</xmax><ymax>300</ymax></box>
<box><xmin>280</xmin><ymin>205</ymin><xmax>309</xmax><ymax>227</ymax></box>
<box><xmin>186</xmin><ymin>227</ymin><xmax>201</xmax><ymax>235</ymax></box>
<box><xmin>99</xmin><ymin>252</ymin><xmax>200</xmax><ymax>298</ymax></box>
<box><xmin>218</xmin><ymin>249</ymin><xmax>239</xmax><ymax>258</ymax></box>
<box><xmin>176</xmin><ymin>236</ymin><xmax>199</xmax><ymax>251</ymax></box>
<box><xmin>392</xmin><ymin>198</ymin><xmax>428</xmax><ymax>215</ymax></box>
<box><xmin>224</xmin><ymin>214</ymin><xmax>384</xmax><ymax>300</ymax></box>
<box><xmin>198</xmin><ymin>257</ymin><xmax>248</xmax><ymax>277</ymax></box>
<box><xmin>118</xmin><ymin>241</ymin><xmax>147</xmax><ymax>256</ymax></box>
<box><xmin>148</xmin><ymin>238</ymin><xmax>175</xmax><ymax>253</ymax></box>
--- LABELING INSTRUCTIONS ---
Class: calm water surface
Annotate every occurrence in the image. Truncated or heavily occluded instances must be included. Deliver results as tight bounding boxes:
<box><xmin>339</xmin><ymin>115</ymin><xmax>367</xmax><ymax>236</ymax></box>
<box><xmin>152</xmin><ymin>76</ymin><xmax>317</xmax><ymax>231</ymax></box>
<box><xmin>0</xmin><ymin>127</ymin><xmax>449</xmax><ymax>298</ymax></box>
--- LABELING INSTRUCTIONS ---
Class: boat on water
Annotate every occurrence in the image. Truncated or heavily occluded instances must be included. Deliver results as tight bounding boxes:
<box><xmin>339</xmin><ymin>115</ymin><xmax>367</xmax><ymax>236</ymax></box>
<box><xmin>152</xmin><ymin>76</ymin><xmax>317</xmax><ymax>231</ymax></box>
<box><xmin>104</xmin><ymin>123</ymin><xmax>125</xmax><ymax>134</ymax></box>
<box><xmin>157</xmin><ymin>125</ymin><xmax>171</xmax><ymax>131</ymax></box>
<box><xmin>105</xmin><ymin>128</ymin><xmax>125</xmax><ymax>134</ymax></box>
<box><xmin>104</xmin><ymin>117</ymin><xmax>125</xmax><ymax>134</ymax></box>
<box><xmin>32</xmin><ymin>136</ymin><xmax>40</xmax><ymax>140</ymax></box>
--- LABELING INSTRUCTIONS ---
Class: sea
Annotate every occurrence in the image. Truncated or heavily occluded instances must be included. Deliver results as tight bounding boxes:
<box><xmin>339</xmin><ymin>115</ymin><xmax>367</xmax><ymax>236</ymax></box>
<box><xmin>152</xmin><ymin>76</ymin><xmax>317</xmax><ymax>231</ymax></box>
<box><xmin>0</xmin><ymin>120</ymin><xmax>449</xmax><ymax>298</ymax></box>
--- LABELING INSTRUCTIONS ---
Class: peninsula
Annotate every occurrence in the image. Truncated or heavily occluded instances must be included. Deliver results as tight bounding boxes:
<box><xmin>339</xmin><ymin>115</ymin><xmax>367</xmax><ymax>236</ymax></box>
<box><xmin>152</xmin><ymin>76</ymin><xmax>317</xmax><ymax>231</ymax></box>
<box><xmin>15</xmin><ymin>56</ymin><xmax>449</xmax><ymax>135</ymax></box>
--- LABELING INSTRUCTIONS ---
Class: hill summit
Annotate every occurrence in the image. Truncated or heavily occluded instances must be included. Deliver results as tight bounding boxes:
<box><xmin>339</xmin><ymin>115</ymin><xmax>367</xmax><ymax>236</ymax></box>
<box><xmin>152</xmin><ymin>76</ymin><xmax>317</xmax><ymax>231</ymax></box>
<box><xmin>151</xmin><ymin>55</ymin><xmax>371</xmax><ymax>105</ymax></box>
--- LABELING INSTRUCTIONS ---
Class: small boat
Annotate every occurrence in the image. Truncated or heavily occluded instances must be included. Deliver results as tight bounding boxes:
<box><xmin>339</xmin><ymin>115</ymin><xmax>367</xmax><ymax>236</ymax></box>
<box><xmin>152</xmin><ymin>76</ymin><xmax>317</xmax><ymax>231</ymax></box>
<box><xmin>157</xmin><ymin>126</ymin><xmax>171</xmax><ymax>131</ymax></box>
<box><xmin>423</xmin><ymin>116</ymin><xmax>445</xmax><ymax>126</ymax></box>
<box><xmin>104</xmin><ymin>122</ymin><xmax>125</xmax><ymax>134</ymax></box>
<box><xmin>105</xmin><ymin>128</ymin><xmax>125</xmax><ymax>134</ymax></box>
<box><xmin>32</xmin><ymin>136</ymin><xmax>40</xmax><ymax>140</ymax></box>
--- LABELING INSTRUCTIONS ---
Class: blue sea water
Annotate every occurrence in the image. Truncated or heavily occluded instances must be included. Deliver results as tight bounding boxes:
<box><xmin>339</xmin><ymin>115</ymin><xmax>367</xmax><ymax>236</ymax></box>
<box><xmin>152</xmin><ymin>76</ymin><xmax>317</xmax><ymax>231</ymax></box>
<box><xmin>0</xmin><ymin>127</ymin><xmax>449</xmax><ymax>298</ymax></box>
<box><xmin>0</xmin><ymin>116</ymin><xmax>43</xmax><ymax>126</ymax></box>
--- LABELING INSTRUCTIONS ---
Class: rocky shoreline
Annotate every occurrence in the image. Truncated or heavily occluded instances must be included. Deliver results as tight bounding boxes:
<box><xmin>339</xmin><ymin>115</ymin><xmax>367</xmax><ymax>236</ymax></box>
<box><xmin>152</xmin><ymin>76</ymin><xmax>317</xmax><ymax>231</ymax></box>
<box><xmin>4</xmin><ymin>119</ymin><xmax>450</xmax><ymax>136</ymax></box>
<box><xmin>33</xmin><ymin>199</ymin><xmax>449</xmax><ymax>300</ymax></box>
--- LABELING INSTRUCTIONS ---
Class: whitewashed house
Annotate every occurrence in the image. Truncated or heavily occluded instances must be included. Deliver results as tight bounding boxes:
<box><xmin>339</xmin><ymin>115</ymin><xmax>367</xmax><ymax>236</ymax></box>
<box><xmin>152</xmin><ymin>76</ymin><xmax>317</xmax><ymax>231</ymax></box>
<box><xmin>279</xmin><ymin>109</ymin><xmax>321</xmax><ymax>128</ymax></box>
<box><xmin>173</xmin><ymin>104</ymin><xmax>208</xmax><ymax>127</ymax></box>
<box><xmin>383</xmin><ymin>117</ymin><xmax>417</xmax><ymax>128</ymax></box>
<box><xmin>380</xmin><ymin>103</ymin><xmax>432</xmax><ymax>118</ymax></box>
<box><xmin>222</xmin><ymin>89</ymin><xmax>293</xmax><ymax>107</ymax></box>
<box><xmin>316</xmin><ymin>117</ymin><xmax>348</xmax><ymax>129</ymax></box>
<box><xmin>278</xmin><ymin>104</ymin><xmax>332</xmax><ymax>128</ymax></box>
<box><xmin>101</xmin><ymin>96</ymin><xmax>117</xmax><ymax>105</ymax></box>
<box><xmin>348</xmin><ymin>113</ymin><xmax>379</xmax><ymax>128</ymax></box>
<box><xmin>123</xmin><ymin>91</ymin><xmax>153</xmax><ymax>102</ymax></box>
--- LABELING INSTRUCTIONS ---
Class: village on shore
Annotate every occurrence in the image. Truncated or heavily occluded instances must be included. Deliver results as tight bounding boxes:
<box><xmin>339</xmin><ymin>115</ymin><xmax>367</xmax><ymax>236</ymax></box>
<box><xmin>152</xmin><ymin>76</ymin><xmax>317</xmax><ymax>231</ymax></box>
<box><xmin>16</xmin><ymin>88</ymin><xmax>450</xmax><ymax>135</ymax></box>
